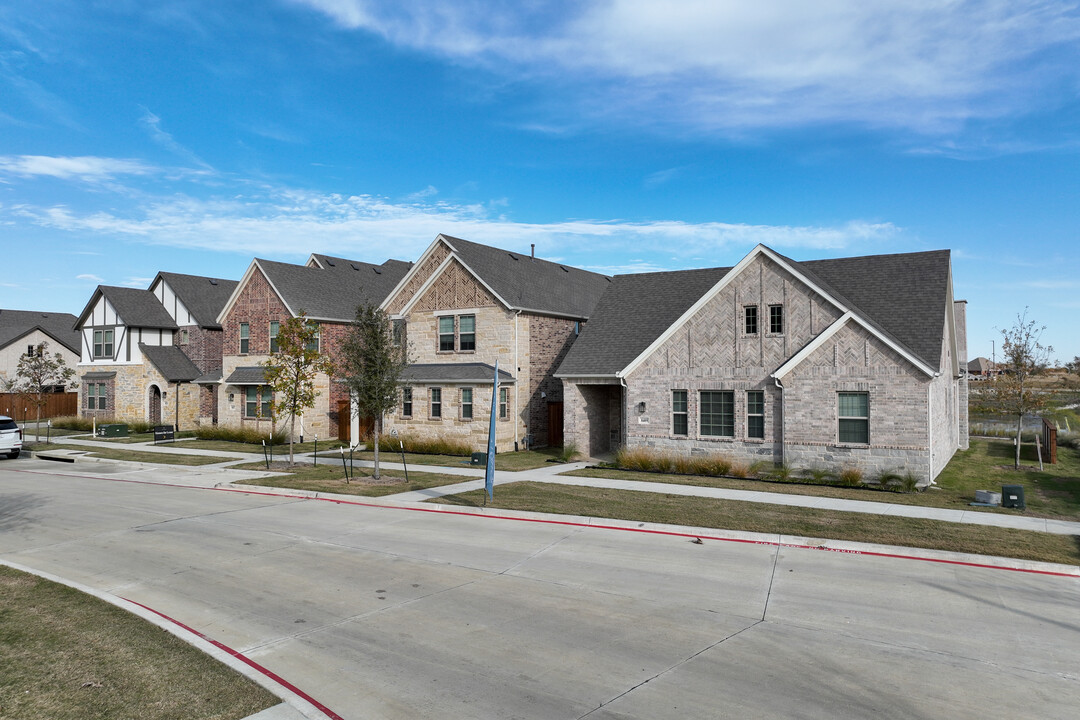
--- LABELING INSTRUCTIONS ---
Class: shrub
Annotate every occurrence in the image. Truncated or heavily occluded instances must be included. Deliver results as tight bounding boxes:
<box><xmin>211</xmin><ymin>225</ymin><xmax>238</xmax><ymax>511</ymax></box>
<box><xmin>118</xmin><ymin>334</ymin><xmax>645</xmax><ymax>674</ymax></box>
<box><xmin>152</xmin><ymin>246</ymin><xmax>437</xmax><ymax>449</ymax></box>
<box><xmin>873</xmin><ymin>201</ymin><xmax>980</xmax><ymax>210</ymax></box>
<box><xmin>697</xmin><ymin>454</ymin><xmax>732</xmax><ymax>477</ymax></box>
<box><xmin>727</xmin><ymin>461</ymin><xmax>751</xmax><ymax>479</ymax></box>
<box><xmin>838</xmin><ymin>465</ymin><xmax>864</xmax><ymax>487</ymax></box>
<box><xmin>194</xmin><ymin>424</ymin><xmax>287</xmax><ymax>445</ymax></box>
<box><xmin>766</xmin><ymin>463</ymin><xmax>795</xmax><ymax>482</ymax></box>
<box><xmin>49</xmin><ymin>415</ymin><xmax>95</xmax><ymax>431</ymax></box>
<box><xmin>615</xmin><ymin>446</ymin><xmax>655</xmax><ymax>472</ymax></box>
<box><xmin>371</xmin><ymin>433</ymin><xmax>473</xmax><ymax>456</ymax></box>
<box><xmin>802</xmin><ymin>467</ymin><xmax>835</xmax><ymax>485</ymax></box>
<box><xmin>558</xmin><ymin>442</ymin><xmax>579</xmax><ymax>462</ymax></box>
<box><xmin>899</xmin><ymin>470</ymin><xmax>921</xmax><ymax>493</ymax></box>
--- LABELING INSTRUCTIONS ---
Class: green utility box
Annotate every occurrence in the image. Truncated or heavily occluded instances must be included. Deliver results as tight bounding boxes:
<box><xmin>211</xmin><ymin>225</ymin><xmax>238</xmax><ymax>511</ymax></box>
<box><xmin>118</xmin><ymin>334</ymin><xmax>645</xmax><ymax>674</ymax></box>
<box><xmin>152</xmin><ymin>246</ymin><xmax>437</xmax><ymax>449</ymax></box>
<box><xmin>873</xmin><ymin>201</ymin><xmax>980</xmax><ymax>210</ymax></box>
<box><xmin>1001</xmin><ymin>484</ymin><xmax>1026</xmax><ymax>510</ymax></box>
<box><xmin>470</xmin><ymin>452</ymin><xmax>488</xmax><ymax>466</ymax></box>
<box><xmin>96</xmin><ymin>423</ymin><xmax>128</xmax><ymax>438</ymax></box>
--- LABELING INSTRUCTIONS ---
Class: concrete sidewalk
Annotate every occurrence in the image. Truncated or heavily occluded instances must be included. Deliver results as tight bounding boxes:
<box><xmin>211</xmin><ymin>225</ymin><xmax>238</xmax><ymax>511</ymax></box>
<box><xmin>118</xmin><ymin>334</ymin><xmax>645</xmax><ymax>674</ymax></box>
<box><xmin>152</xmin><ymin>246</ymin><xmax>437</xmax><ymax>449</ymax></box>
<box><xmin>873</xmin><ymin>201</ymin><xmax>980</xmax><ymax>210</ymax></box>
<box><xmin>38</xmin><ymin>436</ymin><xmax>1080</xmax><ymax>536</ymax></box>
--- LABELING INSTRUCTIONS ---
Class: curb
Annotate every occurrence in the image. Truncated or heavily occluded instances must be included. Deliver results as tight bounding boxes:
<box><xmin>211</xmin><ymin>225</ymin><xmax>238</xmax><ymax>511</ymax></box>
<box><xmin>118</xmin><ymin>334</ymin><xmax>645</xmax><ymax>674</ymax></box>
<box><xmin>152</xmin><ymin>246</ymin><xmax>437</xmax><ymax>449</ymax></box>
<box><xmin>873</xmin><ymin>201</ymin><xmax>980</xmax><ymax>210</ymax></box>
<box><xmin>0</xmin><ymin>559</ymin><xmax>340</xmax><ymax>720</ymax></box>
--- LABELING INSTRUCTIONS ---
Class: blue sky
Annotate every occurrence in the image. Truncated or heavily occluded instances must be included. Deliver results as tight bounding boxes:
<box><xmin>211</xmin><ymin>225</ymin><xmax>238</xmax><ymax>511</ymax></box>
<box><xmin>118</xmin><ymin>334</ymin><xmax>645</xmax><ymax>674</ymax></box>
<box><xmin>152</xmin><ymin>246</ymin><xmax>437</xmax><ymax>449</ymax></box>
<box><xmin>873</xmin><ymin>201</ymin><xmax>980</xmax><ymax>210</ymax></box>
<box><xmin>1</xmin><ymin>0</ymin><xmax>1078</xmax><ymax>362</ymax></box>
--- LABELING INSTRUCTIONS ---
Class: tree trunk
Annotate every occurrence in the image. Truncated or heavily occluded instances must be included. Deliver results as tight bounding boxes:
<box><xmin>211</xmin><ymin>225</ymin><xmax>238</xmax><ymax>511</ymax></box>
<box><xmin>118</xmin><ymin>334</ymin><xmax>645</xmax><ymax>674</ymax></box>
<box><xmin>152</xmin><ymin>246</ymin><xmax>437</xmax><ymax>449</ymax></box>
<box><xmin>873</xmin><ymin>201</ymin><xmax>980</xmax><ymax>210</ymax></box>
<box><xmin>373</xmin><ymin>415</ymin><xmax>381</xmax><ymax>480</ymax></box>
<box><xmin>289</xmin><ymin>413</ymin><xmax>296</xmax><ymax>466</ymax></box>
<box><xmin>1014</xmin><ymin>414</ymin><xmax>1023</xmax><ymax>470</ymax></box>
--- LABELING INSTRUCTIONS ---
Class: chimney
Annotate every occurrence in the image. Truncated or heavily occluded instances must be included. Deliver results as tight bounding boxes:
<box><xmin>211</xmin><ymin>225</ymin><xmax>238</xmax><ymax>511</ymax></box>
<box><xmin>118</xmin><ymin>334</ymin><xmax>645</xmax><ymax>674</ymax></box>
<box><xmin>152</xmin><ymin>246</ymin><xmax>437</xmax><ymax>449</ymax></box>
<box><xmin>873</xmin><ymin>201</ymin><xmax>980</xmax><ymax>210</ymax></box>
<box><xmin>530</xmin><ymin>243</ymin><xmax>535</xmax><ymax>259</ymax></box>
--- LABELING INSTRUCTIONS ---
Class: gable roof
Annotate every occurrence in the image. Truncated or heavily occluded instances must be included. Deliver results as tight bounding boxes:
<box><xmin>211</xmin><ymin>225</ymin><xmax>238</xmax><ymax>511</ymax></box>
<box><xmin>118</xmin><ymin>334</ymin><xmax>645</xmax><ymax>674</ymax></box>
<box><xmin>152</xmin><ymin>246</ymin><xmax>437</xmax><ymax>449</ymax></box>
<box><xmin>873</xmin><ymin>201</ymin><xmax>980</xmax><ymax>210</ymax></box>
<box><xmin>309</xmin><ymin>253</ymin><xmax>413</xmax><ymax>276</ymax></box>
<box><xmin>554</xmin><ymin>267</ymin><xmax>730</xmax><ymax>377</ymax></box>
<box><xmin>152</xmin><ymin>272</ymin><xmax>238</xmax><ymax>329</ymax></box>
<box><xmin>140</xmin><ymin>344</ymin><xmax>202</xmax><ymax>382</ymax></box>
<box><xmin>557</xmin><ymin>245</ymin><xmax>951</xmax><ymax>379</ymax></box>
<box><xmin>386</xmin><ymin>235</ymin><xmax>612</xmax><ymax>319</ymax></box>
<box><xmin>0</xmin><ymin>309</ymin><xmax>80</xmax><ymax>354</ymax></box>
<box><xmin>75</xmin><ymin>286</ymin><xmax>178</xmax><ymax>330</ymax></box>
<box><xmin>221</xmin><ymin>257</ymin><xmax>412</xmax><ymax>324</ymax></box>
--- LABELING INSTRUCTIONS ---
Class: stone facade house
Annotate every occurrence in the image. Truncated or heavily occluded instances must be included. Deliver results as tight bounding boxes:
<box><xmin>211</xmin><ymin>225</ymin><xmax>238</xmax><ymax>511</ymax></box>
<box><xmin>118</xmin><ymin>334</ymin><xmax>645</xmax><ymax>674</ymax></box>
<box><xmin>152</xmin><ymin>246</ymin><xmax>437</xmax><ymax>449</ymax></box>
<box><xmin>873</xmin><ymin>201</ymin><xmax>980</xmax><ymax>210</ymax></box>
<box><xmin>556</xmin><ymin>244</ymin><xmax>968</xmax><ymax>482</ymax></box>
<box><xmin>380</xmin><ymin>235</ymin><xmax>611</xmax><ymax>451</ymax></box>
<box><xmin>0</xmin><ymin>309</ymin><xmax>80</xmax><ymax>392</ymax></box>
<box><xmin>73</xmin><ymin>273</ymin><xmax>237</xmax><ymax>429</ymax></box>
<box><xmin>214</xmin><ymin>255</ymin><xmax>411</xmax><ymax>441</ymax></box>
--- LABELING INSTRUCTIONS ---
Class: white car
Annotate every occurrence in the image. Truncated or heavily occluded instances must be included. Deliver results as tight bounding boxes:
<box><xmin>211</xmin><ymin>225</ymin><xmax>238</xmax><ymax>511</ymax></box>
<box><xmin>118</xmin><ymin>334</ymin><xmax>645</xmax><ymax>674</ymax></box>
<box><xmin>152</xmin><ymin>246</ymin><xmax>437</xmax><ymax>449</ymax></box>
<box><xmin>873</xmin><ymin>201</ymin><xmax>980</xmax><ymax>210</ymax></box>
<box><xmin>0</xmin><ymin>415</ymin><xmax>22</xmax><ymax>459</ymax></box>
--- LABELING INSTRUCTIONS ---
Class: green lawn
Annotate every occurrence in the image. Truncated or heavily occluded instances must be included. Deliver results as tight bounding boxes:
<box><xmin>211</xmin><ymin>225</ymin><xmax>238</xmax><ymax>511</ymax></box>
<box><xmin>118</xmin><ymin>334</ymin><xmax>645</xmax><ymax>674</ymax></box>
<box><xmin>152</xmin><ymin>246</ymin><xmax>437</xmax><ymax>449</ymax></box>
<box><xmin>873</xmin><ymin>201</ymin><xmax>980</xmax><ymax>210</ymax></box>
<box><xmin>432</xmin><ymin>482</ymin><xmax>1080</xmax><ymax>566</ymax></box>
<box><xmin>180</xmin><ymin>438</ymin><xmax>348</xmax><ymax>455</ymax></box>
<box><xmin>0</xmin><ymin>565</ymin><xmax>277</xmax><ymax>720</ymax></box>
<box><xmin>567</xmin><ymin>439</ymin><xmax>1080</xmax><ymax>521</ymax></box>
<box><xmin>344</xmin><ymin>446</ymin><xmax>565</xmax><ymax>471</ymax></box>
<box><xmin>231</xmin><ymin>461</ymin><xmax>469</xmax><ymax>497</ymax></box>
<box><xmin>26</xmin><ymin>443</ymin><xmax>233</xmax><ymax>466</ymax></box>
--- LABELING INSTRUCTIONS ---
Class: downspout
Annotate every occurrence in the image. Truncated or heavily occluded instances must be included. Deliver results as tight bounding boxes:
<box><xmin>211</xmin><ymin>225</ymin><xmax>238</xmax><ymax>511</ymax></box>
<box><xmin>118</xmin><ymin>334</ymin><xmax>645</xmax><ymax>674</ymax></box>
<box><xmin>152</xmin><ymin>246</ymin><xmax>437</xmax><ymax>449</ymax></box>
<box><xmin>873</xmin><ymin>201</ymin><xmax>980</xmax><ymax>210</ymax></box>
<box><xmin>619</xmin><ymin>376</ymin><xmax>628</xmax><ymax>451</ymax></box>
<box><xmin>927</xmin><ymin>381</ymin><xmax>933</xmax><ymax>485</ymax></box>
<box><xmin>174</xmin><ymin>381</ymin><xmax>181</xmax><ymax>432</ymax></box>
<box><xmin>773</xmin><ymin>376</ymin><xmax>785</xmax><ymax>466</ymax></box>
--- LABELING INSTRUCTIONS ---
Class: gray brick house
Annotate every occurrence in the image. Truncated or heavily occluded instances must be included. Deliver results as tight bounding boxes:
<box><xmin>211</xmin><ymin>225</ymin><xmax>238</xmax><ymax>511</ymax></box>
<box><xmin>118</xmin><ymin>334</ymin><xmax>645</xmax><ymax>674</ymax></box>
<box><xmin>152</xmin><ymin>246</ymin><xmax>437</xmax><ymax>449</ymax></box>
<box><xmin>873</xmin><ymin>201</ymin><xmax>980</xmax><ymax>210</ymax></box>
<box><xmin>380</xmin><ymin>234</ymin><xmax>611</xmax><ymax>451</ymax></box>
<box><xmin>73</xmin><ymin>272</ymin><xmax>237</xmax><ymax>429</ymax></box>
<box><xmin>555</xmin><ymin>244</ymin><xmax>968</xmax><ymax>481</ymax></box>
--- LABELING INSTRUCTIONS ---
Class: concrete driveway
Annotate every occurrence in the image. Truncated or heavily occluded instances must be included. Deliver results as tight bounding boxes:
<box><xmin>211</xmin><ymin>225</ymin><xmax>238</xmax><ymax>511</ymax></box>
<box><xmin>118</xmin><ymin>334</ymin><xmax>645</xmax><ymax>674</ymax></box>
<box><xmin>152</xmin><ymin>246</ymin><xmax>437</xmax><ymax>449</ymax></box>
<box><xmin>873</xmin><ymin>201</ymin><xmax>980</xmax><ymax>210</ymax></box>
<box><xmin>2</xmin><ymin>457</ymin><xmax>1078</xmax><ymax>719</ymax></box>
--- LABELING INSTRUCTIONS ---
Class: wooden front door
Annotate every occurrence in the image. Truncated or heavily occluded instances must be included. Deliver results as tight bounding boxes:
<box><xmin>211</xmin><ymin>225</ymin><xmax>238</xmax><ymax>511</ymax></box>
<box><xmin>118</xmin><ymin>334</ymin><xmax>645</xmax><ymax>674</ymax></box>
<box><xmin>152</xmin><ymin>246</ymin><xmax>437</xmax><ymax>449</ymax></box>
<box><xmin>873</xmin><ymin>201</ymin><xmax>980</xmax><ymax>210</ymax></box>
<box><xmin>337</xmin><ymin>400</ymin><xmax>350</xmax><ymax>442</ymax></box>
<box><xmin>149</xmin><ymin>386</ymin><xmax>161</xmax><ymax>424</ymax></box>
<box><xmin>547</xmin><ymin>401</ymin><xmax>564</xmax><ymax>448</ymax></box>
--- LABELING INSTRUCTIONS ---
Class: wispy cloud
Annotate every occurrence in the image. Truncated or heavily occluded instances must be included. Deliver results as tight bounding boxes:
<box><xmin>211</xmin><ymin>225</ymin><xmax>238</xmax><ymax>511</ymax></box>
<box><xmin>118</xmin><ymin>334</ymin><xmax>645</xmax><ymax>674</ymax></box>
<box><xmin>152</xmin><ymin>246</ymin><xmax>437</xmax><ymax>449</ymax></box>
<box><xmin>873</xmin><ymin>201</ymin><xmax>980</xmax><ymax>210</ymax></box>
<box><xmin>0</xmin><ymin>155</ymin><xmax>156</xmax><ymax>180</ymax></box>
<box><xmin>139</xmin><ymin>107</ymin><xmax>211</xmax><ymax>168</ymax></box>
<box><xmin>292</xmin><ymin>1</ymin><xmax>1080</xmax><ymax>137</ymax></box>
<box><xmin>122</xmin><ymin>277</ymin><xmax>154</xmax><ymax>288</ymax></box>
<box><xmin>7</xmin><ymin>178</ymin><xmax>899</xmax><ymax>264</ymax></box>
<box><xmin>75</xmin><ymin>273</ymin><xmax>104</xmax><ymax>283</ymax></box>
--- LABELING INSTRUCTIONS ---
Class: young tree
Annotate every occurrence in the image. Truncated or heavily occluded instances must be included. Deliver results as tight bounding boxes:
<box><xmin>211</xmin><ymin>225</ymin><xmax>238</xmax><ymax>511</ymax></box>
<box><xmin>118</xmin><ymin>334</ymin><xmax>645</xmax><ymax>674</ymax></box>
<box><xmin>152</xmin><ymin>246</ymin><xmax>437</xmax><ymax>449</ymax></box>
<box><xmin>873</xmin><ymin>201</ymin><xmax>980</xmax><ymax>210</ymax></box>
<box><xmin>339</xmin><ymin>303</ymin><xmax>409</xmax><ymax>480</ymax></box>
<box><xmin>986</xmin><ymin>310</ymin><xmax>1053</xmax><ymax>470</ymax></box>
<box><xmin>262</xmin><ymin>311</ymin><xmax>334</xmax><ymax>465</ymax></box>
<box><xmin>4</xmin><ymin>341</ymin><xmax>75</xmax><ymax>440</ymax></box>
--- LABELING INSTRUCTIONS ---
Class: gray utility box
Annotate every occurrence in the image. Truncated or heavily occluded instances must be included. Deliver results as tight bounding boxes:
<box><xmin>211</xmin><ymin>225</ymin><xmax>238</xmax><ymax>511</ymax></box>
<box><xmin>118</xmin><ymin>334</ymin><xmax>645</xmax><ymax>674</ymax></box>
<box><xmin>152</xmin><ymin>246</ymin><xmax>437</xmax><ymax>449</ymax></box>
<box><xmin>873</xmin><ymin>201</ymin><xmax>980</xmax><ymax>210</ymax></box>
<box><xmin>96</xmin><ymin>424</ymin><xmax>128</xmax><ymax>438</ymax></box>
<box><xmin>975</xmin><ymin>490</ymin><xmax>1002</xmax><ymax>505</ymax></box>
<box><xmin>470</xmin><ymin>452</ymin><xmax>488</xmax><ymax>466</ymax></box>
<box><xmin>1001</xmin><ymin>484</ymin><xmax>1026</xmax><ymax>509</ymax></box>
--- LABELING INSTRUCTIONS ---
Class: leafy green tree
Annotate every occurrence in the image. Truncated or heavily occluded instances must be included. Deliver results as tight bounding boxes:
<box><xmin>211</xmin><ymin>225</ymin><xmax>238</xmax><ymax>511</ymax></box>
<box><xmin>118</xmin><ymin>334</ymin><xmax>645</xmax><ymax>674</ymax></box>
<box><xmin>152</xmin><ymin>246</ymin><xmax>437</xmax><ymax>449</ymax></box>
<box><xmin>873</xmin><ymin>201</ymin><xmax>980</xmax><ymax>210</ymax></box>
<box><xmin>986</xmin><ymin>310</ymin><xmax>1053</xmax><ymax>470</ymax></box>
<box><xmin>3</xmin><ymin>341</ymin><xmax>75</xmax><ymax>439</ymax></box>
<box><xmin>262</xmin><ymin>311</ymin><xmax>334</xmax><ymax>465</ymax></box>
<box><xmin>339</xmin><ymin>303</ymin><xmax>409</xmax><ymax>480</ymax></box>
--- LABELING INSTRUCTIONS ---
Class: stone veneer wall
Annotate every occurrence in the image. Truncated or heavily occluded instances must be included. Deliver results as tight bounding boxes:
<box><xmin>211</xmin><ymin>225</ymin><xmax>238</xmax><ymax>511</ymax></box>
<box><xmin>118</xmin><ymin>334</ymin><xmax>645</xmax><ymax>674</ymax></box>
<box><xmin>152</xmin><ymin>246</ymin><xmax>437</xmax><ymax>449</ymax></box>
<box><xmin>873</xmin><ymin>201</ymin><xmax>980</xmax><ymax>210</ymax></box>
<box><xmin>526</xmin><ymin>314</ymin><xmax>578</xmax><ymax>447</ymax></box>
<box><xmin>79</xmin><ymin>363</ymin><xmax>199</xmax><ymax>429</ymax></box>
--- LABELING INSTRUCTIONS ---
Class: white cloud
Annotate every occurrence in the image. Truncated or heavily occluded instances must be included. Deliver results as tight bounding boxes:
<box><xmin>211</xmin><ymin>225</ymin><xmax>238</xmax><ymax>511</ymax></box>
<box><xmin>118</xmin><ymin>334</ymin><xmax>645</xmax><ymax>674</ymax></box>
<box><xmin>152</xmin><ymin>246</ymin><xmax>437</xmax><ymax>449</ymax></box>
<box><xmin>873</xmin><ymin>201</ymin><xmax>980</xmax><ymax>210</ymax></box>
<box><xmin>122</xmin><ymin>277</ymin><xmax>154</xmax><ymax>288</ymax></box>
<box><xmin>292</xmin><ymin>1</ymin><xmax>1080</xmax><ymax>135</ymax></box>
<box><xmin>75</xmin><ymin>273</ymin><xmax>104</xmax><ymax>283</ymax></box>
<box><xmin>10</xmin><ymin>181</ymin><xmax>899</xmax><ymax>264</ymax></box>
<box><xmin>0</xmin><ymin>155</ymin><xmax>156</xmax><ymax>180</ymax></box>
<box><xmin>139</xmin><ymin>107</ymin><xmax>211</xmax><ymax>168</ymax></box>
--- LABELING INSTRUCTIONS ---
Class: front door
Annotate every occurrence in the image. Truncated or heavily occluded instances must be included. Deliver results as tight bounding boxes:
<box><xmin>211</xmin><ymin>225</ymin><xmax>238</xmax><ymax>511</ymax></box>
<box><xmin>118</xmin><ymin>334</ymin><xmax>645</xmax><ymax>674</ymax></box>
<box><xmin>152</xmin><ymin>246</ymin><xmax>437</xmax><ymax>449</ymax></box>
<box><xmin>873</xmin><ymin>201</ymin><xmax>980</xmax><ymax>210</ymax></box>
<box><xmin>149</xmin><ymin>386</ymin><xmax>161</xmax><ymax>424</ymax></box>
<box><xmin>547</xmin><ymin>401</ymin><xmax>564</xmax><ymax>448</ymax></box>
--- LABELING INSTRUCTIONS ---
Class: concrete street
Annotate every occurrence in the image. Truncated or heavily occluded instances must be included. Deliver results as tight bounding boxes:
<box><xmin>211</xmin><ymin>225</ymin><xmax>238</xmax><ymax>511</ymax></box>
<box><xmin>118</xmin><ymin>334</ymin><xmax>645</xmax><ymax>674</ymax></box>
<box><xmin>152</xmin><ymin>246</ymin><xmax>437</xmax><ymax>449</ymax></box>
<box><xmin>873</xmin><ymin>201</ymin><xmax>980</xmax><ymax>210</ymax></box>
<box><xmin>2</xmin><ymin>456</ymin><xmax>1079</xmax><ymax>719</ymax></box>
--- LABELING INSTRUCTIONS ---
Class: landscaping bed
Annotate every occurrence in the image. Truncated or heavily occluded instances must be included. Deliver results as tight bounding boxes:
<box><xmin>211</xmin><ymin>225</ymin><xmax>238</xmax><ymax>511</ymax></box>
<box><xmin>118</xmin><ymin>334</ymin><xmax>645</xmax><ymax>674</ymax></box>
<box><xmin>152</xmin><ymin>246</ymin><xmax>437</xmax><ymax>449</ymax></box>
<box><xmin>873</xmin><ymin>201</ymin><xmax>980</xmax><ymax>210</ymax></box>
<box><xmin>230</xmin><ymin>461</ymin><xmax>469</xmax><ymax>497</ymax></box>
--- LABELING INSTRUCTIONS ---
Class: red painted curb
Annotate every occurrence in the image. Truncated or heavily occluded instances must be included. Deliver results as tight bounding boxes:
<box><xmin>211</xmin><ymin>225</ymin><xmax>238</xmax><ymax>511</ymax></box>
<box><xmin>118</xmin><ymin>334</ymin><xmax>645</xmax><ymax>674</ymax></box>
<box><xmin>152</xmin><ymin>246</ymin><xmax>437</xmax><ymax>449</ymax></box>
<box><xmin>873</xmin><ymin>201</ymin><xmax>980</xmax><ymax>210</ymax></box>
<box><xmin>124</xmin><ymin>598</ymin><xmax>345</xmax><ymax>720</ymax></box>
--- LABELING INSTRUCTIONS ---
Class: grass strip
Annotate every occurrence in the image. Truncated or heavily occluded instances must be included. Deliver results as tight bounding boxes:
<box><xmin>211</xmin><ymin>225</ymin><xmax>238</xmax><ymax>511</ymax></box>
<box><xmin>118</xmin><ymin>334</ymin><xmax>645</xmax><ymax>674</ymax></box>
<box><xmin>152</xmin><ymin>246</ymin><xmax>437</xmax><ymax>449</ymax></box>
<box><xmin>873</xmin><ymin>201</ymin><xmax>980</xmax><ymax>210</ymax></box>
<box><xmin>0</xmin><ymin>565</ymin><xmax>277</xmax><ymax>720</ymax></box>
<box><xmin>28</xmin><ymin>443</ymin><xmax>233</xmax><ymax>466</ymax></box>
<box><xmin>346</xmin><ymin>446</ymin><xmax>564</xmax><ymax>472</ymax></box>
<box><xmin>231</xmin><ymin>461</ymin><xmax>469</xmax><ymax>497</ymax></box>
<box><xmin>432</xmin><ymin>482</ymin><xmax>1080</xmax><ymax>566</ymax></box>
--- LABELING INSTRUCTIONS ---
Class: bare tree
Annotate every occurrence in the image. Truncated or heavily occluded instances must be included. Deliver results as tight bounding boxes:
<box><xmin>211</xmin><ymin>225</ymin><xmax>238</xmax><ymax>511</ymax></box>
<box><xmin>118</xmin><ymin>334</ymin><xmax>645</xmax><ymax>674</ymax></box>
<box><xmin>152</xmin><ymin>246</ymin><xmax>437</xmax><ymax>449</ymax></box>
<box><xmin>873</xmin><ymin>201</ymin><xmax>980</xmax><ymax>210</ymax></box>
<box><xmin>339</xmin><ymin>303</ymin><xmax>409</xmax><ymax>480</ymax></box>
<box><xmin>986</xmin><ymin>310</ymin><xmax>1053</xmax><ymax>470</ymax></box>
<box><xmin>263</xmin><ymin>311</ymin><xmax>334</xmax><ymax>465</ymax></box>
<box><xmin>4</xmin><ymin>341</ymin><xmax>75</xmax><ymax>440</ymax></box>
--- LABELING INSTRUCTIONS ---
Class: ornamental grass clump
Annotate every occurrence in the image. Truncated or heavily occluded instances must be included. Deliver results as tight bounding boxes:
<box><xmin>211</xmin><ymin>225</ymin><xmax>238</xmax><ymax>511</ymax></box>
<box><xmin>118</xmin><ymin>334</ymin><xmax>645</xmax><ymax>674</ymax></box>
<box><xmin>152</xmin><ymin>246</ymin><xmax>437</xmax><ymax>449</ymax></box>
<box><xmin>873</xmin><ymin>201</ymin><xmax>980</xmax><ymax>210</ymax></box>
<box><xmin>838</xmin><ymin>465</ymin><xmax>864</xmax><ymax>487</ymax></box>
<box><xmin>373</xmin><ymin>433</ymin><xmax>474</xmax><ymax>456</ymax></box>
<box><xmin>194</xmin><ymin>423</ymin><xmax>287</xmax><ymax>445</ymax></box>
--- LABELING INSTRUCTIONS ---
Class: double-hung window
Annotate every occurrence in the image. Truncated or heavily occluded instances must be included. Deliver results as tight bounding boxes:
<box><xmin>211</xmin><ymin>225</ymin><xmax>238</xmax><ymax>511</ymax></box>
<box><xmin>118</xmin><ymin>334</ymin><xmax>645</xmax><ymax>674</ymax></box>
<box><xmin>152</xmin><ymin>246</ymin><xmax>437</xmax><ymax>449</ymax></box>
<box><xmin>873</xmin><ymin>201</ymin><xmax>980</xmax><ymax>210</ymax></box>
<box><xmin>402</xmin><ymin>387</ymin><xmax>413</xmax><ymax>417</ymax></box>
<box><xmin>672</xmin><ymin>390</ymin><xmax>688</xmax><ymax>436</ymax></box>
<box><xmin>269</xmin><ymin>321</ymin><xmax>279</xmax><ymax>353</ymax></box>
<box><xmin>93</xmin><ymin>329</ymin><xmax>114</xmax><ymax>359</ymax></box>
<box><xmin>499</xmin><ymin>387</ymin><xmax>508</xmax><ymax>419</ymax></box>
<box><xmin>744</xmin><ymin>306</ymin><xmax>758</xmax><ymax>335</ymax></box>
<box><xmin>438</xmin><ymin>317</ymin><xmax>455</xmax><ymax>352</ymax></box>
<box><xmin>430</xmin><ymin>388</ymin><xmax>442</xmax><ymax>418</ymax></box>
<box><xmin>700</xmin><ymin>390</ymin><xmax>734</xmax><ymax>437</ymax></box>
<box><xmin>239</xmin><ymin>323</ymin><xmax>250</xmax><ymax>354</ymax></box>
<box><xmin>461</xmin><ymin>388</ymin><xmax>473</xmax><ymax>419</ymax></box>
<box><xmin>87</xmin><ymin>383</ymin><xmax>106</xmax><ymax>410</ymax></box>
<box><xmin>305</xmin><ymin>321</ymin><xmax>320</xmax><ymax>353</ymax></box>
<box><xmin>838</xmin><ymin>392</ymin><xmax>869</xmax><ymax>444</ymax></box>
<box><xmin>245</xmin><ymin>386</ymin><xmax>271</xmax><ymax>418</ymax></box>
<box><xmin>769</xmin><ymin>305</ymin><xmax>784</xmax><ymax>334</ymax></box>
<box><xmin>392</xmin><ymin>319</ymin><xmax>405</xmax><ymax>347</ymax></box>
<box><xmin>747</xmin><ymin>390</ymin><xmax>764</xmax><ymax>439</ymax></box>
<box><xmin>459</xmin><ymin>315</ymin><xmax>475</xmax><ymax>351</ymax></box>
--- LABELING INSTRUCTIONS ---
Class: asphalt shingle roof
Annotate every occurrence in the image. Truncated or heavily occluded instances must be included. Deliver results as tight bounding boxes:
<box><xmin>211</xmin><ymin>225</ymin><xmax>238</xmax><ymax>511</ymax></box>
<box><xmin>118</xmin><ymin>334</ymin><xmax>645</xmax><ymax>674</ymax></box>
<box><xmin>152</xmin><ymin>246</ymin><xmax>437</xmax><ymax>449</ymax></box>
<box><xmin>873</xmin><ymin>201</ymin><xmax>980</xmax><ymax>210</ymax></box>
<box><xmin>556</xmin><ymin>248</ymin><xmax>953</xmax><ymax>377</ymax></box>
<box><xmin>225</xmin><ymin>366</ymin><xmax>270</xmax><ymax>385</ymax></box>
<box><xmin>81</xmin><ymin>287</ymin><xmax>178</xmax><ymax>330</ymax></box>
<box><xmin>441</xmin><ymin>235</ymin><xmax>612</xmax><ymax>318</ymax></box>
<box><xmin>155</xmin><ymin>272</ymin><xmax>238</xmax><ymax>329</ymax></box>
<box><xmin>258</xmin><ymin>257</ymin><xmax>412</xmax><ymax>322</ymax></box>
<box><xmin>555</xmin><ymin>266</ymin><xmax>730</xmax><ymax>377</ymax></box>
<box><xmin>140</xmin><ymin>345</ymin><xmax>202</xmax><ymax>382</ymax></box>
<box><xmin>401</xmin><ymin>362</ymin><xmax>516</xmax><ymax>385</ymax></box>
<box><xmin>0</xmin><ymin>309</ymin><xmax>80</xmax><ymax>354</ymax></box>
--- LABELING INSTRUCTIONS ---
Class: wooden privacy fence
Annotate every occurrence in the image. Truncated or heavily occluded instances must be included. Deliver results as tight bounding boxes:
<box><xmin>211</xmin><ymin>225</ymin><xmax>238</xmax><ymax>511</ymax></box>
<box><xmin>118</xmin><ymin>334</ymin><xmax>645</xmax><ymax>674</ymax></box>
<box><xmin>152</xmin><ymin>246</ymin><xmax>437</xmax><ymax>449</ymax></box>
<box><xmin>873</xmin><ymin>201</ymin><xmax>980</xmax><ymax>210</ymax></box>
<box><xmin>0</xmin><ymin>392</ymin><xmax>78</xmax><ymax>421</ymax></box>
